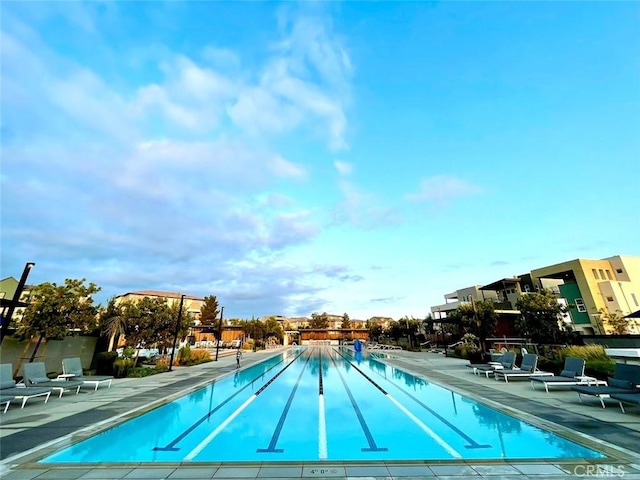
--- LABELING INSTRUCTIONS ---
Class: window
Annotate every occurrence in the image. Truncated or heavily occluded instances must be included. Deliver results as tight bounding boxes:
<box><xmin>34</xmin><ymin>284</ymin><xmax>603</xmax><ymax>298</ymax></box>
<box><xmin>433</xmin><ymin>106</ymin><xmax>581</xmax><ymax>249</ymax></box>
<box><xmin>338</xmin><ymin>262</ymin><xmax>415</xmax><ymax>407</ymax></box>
<box><xmin>606</xmin><ymin>296</ymin><xmax>614</xmax><ymax>302</ymax></box>
<box><xmin>575</xmin><ymin>298</ymin><xmax>587</xmax><ymax>313</ymax></box>
<box><xmin>606</xmin><ymin>270</ymin><xmax>613</xmax><ymax>280</ymax></box>
<box><xmin>592</xmin><ymin>269</ymin><xmax>599</xmax><ymax>279</ymax></box>
<box><xmin>616</xmin><ymin>268</ymin><xmax>623</xmax><ymax>274</ymax></box>
<box><xmin>632</xmin><ymin>293</ymin><xmax>639</xmax><ymax>307</ymax></box>
<box><xmin>599</xmin><ymin>269</ymin><xmax>605</xmax><ymax>279</ymax></box>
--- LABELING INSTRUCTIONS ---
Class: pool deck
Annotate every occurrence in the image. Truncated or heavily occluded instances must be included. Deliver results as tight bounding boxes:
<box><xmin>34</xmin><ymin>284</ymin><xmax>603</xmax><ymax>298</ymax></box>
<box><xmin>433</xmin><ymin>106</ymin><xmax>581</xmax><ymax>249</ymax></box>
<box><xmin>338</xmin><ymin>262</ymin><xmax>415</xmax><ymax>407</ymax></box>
<box><xmin>2</xmin><ymin>348</ymin><xmax>640</xmax><ymax>479</ymax></box>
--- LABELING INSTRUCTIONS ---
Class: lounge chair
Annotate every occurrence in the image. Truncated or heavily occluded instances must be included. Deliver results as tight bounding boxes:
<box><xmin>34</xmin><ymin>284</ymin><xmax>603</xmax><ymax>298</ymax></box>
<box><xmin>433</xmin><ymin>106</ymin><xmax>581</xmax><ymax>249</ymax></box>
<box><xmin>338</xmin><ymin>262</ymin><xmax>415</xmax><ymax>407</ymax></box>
<box><xmin>0</xmin><ymin>395</ymin><xmax>15</xmax><ymax>413</ymax></box>
<box><xmin>469</xmin><ymin>352</ymin><xmax>517</xmax><ymax>378</ymax></box>
<box><xmin>609</xmin><ymin>392</ymin><xmax>640</xmax><ymax>413</ymax></box>
<box><xmin>62</xmin><ymin>357</ymin><xmax>113</xmax><ymax>390</ymax></box>
<box><xmin>571</xmin><ymin>363</ymin><xmax>640</xmax><ymax>408</ymax></box>
<box><xmin>22</xmin><ymin>362</ymin><xmax>83</xmax><ymax>397</ymax></box>
<box><xmin>494</xmin><ymin>354</ymin><xmax>549</xmax><ymax>383</ymax></box>
<box><xmin>0</xmin><ymin>364</ymin><xmax>52</xmax><ymax>408</ymax></box>
<box><xmin>530</xmin><ymin>357</ymin><xmax>605</xmax><ymax>393</ymax></box>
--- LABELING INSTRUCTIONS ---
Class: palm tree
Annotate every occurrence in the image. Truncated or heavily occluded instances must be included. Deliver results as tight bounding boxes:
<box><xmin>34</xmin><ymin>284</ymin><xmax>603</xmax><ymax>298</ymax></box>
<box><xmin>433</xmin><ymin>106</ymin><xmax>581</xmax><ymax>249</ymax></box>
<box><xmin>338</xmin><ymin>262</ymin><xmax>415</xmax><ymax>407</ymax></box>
<box><xmin>100</xmin><ymin>298</ymin><xmax>126</xmax><ymax>352</ymax></box>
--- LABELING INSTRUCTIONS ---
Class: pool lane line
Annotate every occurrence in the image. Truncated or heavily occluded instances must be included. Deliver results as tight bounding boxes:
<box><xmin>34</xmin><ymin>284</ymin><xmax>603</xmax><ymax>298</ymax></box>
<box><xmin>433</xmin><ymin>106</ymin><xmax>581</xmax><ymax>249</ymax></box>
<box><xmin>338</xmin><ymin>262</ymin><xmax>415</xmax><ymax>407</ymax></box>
<box><xmin>337</xmin><ymin>348</ymin><xmax>492</xmax><ymax>450</ymax></box>
<box><xmin>154</xmin><ymin>349</ymin><xmax>306</xmax><ymax>452</ymax></box>
<box><xmin>257</xmin><ymin>353</ymin><xmax>313</xmax><ymax>453</ymax></box>
<box><xmin>327</xmin><ymin>352</ymin><xmax>388</xmax><ymax>453</ymax></box>
<box><xmin>333</xmin><ymin>349</ymin><xmax>461</xmax><ymax>458</ymax></box>
<box><xmin>183</xmin><ymin>349</ymin><xmax>310</xmax><ymax>461</ymax></box>
<box><xmin>318</xmin><ymin>347</ymin><xmax>328</xmax><ymax>460</ymax></box>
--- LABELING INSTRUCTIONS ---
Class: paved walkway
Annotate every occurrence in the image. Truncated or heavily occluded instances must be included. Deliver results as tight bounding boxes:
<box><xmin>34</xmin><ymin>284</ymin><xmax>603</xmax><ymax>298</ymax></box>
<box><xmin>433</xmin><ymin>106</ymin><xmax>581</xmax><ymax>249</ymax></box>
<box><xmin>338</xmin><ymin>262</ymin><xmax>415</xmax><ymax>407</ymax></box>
<box><xmin>1</xmin><ymin>348</ymin><xmax>640</xmax><ymax>479</ymax></box>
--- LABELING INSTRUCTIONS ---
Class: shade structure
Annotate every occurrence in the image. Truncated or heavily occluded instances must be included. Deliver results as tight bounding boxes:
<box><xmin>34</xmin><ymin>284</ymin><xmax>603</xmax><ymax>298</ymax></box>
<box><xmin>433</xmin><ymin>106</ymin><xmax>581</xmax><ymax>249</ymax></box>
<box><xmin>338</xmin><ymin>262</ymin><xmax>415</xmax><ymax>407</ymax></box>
<box><xmin>624</xmin><ymin>310</ymin><xmax>640</xmax><ymax>319</ymax></box>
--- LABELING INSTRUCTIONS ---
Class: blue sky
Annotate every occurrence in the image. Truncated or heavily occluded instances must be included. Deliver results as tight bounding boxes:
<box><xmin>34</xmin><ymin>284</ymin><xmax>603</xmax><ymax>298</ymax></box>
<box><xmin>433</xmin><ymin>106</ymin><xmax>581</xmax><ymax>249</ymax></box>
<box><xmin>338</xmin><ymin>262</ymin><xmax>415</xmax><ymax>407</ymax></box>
<box><xmin>2</xmin><ymin>1</ymin><xmax>639</xmax><ymax>321</ymax></box>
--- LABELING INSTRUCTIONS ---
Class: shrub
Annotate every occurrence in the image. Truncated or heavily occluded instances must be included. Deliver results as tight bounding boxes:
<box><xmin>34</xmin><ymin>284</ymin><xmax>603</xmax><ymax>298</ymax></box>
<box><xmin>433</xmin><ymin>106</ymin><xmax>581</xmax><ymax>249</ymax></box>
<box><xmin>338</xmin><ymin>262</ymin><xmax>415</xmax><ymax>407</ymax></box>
<box><xmin>177</xmin><ymin>346</ymin><xmax>211</xmax><ymax>366</ymax></box>
<box><xmin>155</xmin><ymin>357</ymin><xmax>170</xmax><ymax>372</ymax></box>
<box><xmin>559</xmin><ymin>345</ymin><xmax>615</xmax><ymax>380</ymax></box>
<box><xmin>113</xmin><ymin>358</ymin><xmax>135</xmax><ymax>378</ymax></box>
<box><xmin>560</xmin><ymin>345</ymin><xmax>610</xmax><ymax>362</ymax></box>
<box><xmin>189</xmin><ymin>349</ymin><xmax>212</xmax><ymax>365</ymax></box>
<box><xmin>94</xmin><ymin>351</ymin><xmax>118</xmax><ymax>376</ymax></box>
<box><xmin>177</xmin><ymin>345</ymin><xmax>192</xmax><ymax>365</ymax></box>
<box><xmin>127</xmin><ymin>366</ymin><xmax>156</xmax><ymax>378</ymax></box>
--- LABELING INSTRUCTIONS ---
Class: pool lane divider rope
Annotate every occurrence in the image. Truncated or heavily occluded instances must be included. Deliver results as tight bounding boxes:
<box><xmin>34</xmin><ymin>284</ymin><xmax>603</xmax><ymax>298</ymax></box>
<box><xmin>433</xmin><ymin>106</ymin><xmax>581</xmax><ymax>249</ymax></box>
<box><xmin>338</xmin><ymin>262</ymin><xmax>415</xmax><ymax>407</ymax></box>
<box><xmin>328</xmin><ymin>351</ymin><xmax>388</xmax><ymax>452</ymax></box>
<box><xmin>257</xmin><ymin>352</ymin><xmax>313</xmax><ymax>453</ymax></box>
<box><xmin>338</xmin><ymin>348</ymin><xmax>492</xmax><ymax>450</ymax></box>
<box><xmin>333</xmin><ymin>348</ymin><xmax>461</xmax><ymax>458</ymax></box>
<box><xmin>154</xmin><ymin>349</ymin><xmax>304</xmax><ymax>452</ymax></box>
<box><xmin>318</xmin><ymin>346</ymin><xmax>328</xmax><ymax>460</ymax></box>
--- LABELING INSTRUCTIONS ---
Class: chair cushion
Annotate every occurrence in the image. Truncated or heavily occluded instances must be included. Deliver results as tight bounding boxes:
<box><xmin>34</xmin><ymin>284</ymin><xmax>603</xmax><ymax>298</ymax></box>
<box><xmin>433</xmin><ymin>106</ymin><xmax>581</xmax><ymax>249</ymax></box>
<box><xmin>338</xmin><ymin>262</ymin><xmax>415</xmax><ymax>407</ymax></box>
<box><xmin>0</xmin><ymin>380</ymin><xmax>17</xmax><ymax>389</ymax></box>
<box><xmin>30</xmin><ymin>377</ymin><xmax>51</xmax><ymax>384</ymax></box>
<box><xmin>608</xmin><ymin>377</ymin><xmax>635</xmax><ymax>390</ymax></box>
<box><xmin>560</xmin><ymin>370</ymin><xmax>577</xmax><ymax>378</ymax></box>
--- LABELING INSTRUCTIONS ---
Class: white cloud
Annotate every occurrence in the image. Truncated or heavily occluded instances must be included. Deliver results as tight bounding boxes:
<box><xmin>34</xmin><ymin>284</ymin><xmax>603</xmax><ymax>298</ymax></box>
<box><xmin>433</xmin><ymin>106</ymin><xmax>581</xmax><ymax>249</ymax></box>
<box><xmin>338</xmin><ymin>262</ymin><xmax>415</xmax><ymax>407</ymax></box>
<box><xmin>332</xmin><ymin>179</ymin><xmax>403</xmax><ymax>229</ymax></box>
<box><xmin>227</xmin><ymin>10</ymin><xmax>352</xmax><ymax>150</ymax></box>
<box><xmin>271</xmin><ymin>155</ymin><xmax>307</xmax><ymax>179</ymax></box>
<box><xmin>334</xmin><ymin>160</ymin><xmax>353</xmax><ymax>176</ymax></box>
<box><xmin>1</xmin><ymin>3</ymin><xmax>356</xmax><ymax>319</ymax></box>
<box><xmin>405</xmin><ymin>175</ymin><xmax>484</xmax><ymax>205</ymax></box>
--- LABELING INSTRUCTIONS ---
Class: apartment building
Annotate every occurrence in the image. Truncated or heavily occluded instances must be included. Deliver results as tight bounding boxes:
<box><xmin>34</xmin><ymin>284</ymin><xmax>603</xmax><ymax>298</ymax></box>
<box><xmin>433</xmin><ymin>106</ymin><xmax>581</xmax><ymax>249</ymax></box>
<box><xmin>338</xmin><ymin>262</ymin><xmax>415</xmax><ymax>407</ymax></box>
<box><xmin>531</xmin><ymin>255</ymin><xmax>640</xmax><ymax>335</ymax></box>
<box><xmin>429</xmin><ymin>254</ymin><xmax>640</xmax><ymax>337</ymax></box>
<box><xmin>114</xmin><ymin>291</ymin><xmax>205</xmax><ymax>322</ymax></box>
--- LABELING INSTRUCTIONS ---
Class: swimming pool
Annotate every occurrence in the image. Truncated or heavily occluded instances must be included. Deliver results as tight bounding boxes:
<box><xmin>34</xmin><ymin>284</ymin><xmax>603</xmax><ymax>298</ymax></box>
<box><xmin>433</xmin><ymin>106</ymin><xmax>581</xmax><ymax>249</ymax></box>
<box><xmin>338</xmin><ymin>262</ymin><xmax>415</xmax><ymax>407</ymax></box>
<box><xmin>40</xmin><ymin>346</ymin><xmax>604</xmax><ymax>463</ymax></box>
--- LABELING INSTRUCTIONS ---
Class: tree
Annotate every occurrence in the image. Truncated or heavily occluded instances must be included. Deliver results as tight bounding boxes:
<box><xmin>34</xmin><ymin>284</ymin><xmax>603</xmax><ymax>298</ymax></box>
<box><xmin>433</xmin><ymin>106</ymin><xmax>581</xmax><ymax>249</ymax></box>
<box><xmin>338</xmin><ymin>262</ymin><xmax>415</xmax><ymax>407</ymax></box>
<box><xmin>599</xmin><ymin>309</ymin><xmax>631</xmax><ymax>335</ymax></box>
<box><xmin>309</xmin><ymin>312</ymin><xmax>329</xmax><ymax>329</ymax></box>
<box><xmin>366</xmin><ymin>320</ymin><xmax>382</xmax><ymax>342</ymax></box>
<box><xmin>341</xmin><ymin>313</ymin><xmax>351</xmax><ymax>329</ymax></box>
<box><xmin>99</xmin><ymin>297</ymin><xmax>125</xmax><ymax>352</ymax></box>
<box><xmin>18</xmin><ymin>278</ymin><xmax>101</xmax><ymax>361</ymax></box>
<box><xmin>263</xmin><ymin>316</ymin><xmax>284</xmax><ymax>343</ymax></box>
<box><xmin>200</xmin><ymin>295</ymin><xmax>220</xmax><ymax>325</ymax></box>
<box><xmin>118</xmin><ymin>296</ymin><xmax>191</xmax><ymax>358</ymax></box>
<box><xmin>515</xmin><ymin>290</ymin><xmax>568</xmax><ymax>344</ymax></box>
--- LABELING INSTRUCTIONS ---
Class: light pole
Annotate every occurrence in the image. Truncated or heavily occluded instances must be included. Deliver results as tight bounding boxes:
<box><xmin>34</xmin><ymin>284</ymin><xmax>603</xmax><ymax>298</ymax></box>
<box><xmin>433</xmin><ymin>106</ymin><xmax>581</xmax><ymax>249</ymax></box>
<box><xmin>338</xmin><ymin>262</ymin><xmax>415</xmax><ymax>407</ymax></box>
<box><xmin>215</xmin><ymin>306</ymin><xmax>224</xmax><ymax>361</ymax></box>
<box><xmin>168</xmin><ymin>294</ymin><xmax>185</xmax><ymax>372</ymax></box>
<box><xmin>1</xmin><ymin>262</ymin><xmax>35</xmax><ymax>344</ymax></box>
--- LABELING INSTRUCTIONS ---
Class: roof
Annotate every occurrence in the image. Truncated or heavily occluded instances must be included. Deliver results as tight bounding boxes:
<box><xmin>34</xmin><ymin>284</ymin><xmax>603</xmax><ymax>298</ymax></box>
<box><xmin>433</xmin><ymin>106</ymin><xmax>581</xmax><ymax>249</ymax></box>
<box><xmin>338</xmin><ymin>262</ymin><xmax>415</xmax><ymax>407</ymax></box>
<box><xmin>118</xmin><ymin>290</ymin><xmax>204</xmax><ymax>301</ymax></box>
<box><xmin>479</xmin><ymin>278</ymin><xmax>521</xmax><ymax>291</ymax></box>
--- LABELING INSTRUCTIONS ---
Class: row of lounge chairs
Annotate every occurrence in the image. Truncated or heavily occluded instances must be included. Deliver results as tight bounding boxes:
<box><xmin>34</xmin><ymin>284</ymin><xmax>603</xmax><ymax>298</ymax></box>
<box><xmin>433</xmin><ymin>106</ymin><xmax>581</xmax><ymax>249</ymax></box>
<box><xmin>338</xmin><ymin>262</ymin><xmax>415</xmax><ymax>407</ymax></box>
<box><xmin>0</xmin><ymin>358</ymin><xmax>113</xmax><ymax>411</ymax></box>
<box><xmin>365</xmin><ymin>343</ymin><xmax>403</xmax><ymax>350</ymax></box>
<box><xmin>467</xmin><ymin>353</ymin><xmax>640</xmax><ymax>413</ymax></box>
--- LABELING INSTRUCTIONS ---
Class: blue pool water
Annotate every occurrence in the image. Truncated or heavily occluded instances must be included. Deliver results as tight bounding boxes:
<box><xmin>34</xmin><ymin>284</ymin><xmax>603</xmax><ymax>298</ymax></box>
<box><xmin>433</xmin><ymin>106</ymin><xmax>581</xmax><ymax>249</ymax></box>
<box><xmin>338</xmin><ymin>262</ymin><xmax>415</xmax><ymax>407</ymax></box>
<box><xmin>41</xmin><ymin>347</ymin><xmax>604</xmax><ymax>463</ymax></box>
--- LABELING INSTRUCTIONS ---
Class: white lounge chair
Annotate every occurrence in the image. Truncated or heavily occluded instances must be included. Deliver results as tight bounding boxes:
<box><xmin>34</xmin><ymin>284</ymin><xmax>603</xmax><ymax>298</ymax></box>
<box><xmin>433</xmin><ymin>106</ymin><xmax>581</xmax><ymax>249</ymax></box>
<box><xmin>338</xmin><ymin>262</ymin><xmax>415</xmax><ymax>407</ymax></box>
<box><xmin>494</xmin><ymin>354</ymin><xmax>550</xmax><ymax>383</ymax></box>
<box><xmin>0</xmin><ymin>364</ymin><xmax>52</xmax><ymax>408</ymax></box>
<box><xmin>62</xmin><ymin>357</ymin><xmax>113</xmax><ymax>391</ymax></box>
<box><xmin>22</xmin><ymin>362</ymin><xmax>83</xmax><ymax>397</ymax></box>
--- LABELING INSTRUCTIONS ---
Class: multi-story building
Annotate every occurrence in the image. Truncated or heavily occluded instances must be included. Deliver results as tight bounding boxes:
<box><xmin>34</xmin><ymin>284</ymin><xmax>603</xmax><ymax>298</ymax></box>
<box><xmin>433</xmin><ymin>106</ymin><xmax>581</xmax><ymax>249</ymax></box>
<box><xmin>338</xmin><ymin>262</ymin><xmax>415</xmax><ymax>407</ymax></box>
<box><xmin>430</xmin><ymin>286</ymin><xmax>498</xmax><ymax>319</ymax></box>
<box><xmin>0</xmin><ymin>277</ymin><xmax>34</xmax><ymax>335</ymax></box>
<box><xmin>531</xmin><ymin>255</ymin><xmax>640</xmax><ymax>335</ymax></box>
<box><xmin>429</xmin><ymin>254</ymin><xmax>640</xmax><ymax>337</ymax></box>
<box><xmin>114</xmin><ymin>290</ymin><xmax>205</xmax><ymax>322</ymax></box>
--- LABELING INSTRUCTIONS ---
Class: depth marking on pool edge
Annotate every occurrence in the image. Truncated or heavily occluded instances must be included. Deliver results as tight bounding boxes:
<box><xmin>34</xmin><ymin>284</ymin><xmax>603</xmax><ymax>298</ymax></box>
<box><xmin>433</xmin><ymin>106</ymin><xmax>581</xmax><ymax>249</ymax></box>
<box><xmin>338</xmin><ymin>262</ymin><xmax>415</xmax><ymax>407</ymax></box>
<box><xmin>184</xmin><ymin>349</ymin><xmax>309</xmax><ymax>461</ymax></box>
<box><xmin>257</xmin><ymin>352</ymin><xmax>313</xmax><ymax>453</ymax></box>
<box><xmin>333</xmin><ymin>349</ymin><xmax>461</xmax><ymax>458</ymax></box>
<box><xmin>339</xmin><ymin>348</ymin><xmax>491</xmax><ymax>450</ymax></box>
<box><xmin>154</xmin><ymin>349</ymin><xmax>305</xmax><ymax>452</ymax></box>
<box><xmin>328</xmin><ymin>351</ymin><xmax>388</xmax><ymax>452</ymax></box>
